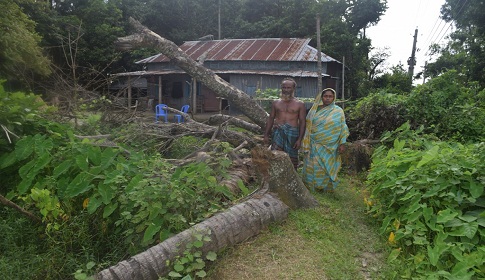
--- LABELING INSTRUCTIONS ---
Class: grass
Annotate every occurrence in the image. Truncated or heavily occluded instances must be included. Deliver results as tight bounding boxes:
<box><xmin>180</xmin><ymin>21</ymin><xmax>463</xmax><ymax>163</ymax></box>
<box><xmin>206</xmin><ymin>173</ymin><xmax>395</xmax><ymax>280</ymax></box>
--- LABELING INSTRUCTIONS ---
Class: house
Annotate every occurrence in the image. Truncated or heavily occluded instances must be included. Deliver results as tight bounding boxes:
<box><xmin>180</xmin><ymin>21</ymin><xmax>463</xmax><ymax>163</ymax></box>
<box><xmin>114</xmin><ymin>38</ymin><xmax>342</xmax><ymax>113</ymax></box>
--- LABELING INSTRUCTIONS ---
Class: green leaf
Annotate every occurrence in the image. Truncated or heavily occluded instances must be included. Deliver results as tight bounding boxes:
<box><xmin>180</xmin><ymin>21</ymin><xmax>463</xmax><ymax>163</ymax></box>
<box><xmin>393</xmin><ymin>139</ymin><xmax>405</xmax><ymax>151</ymax></box>
<box><xmin>143</xmin><ymin>222</ymin><xmax>162</xmax><ymax>244</ymax></box>
<box><xmin>75</xmin><ymin>155</ymin><xmax>89</xmax><ymax>171</ymax></box>
<box><xmin>173</xmin><ymin>264</ymin><xmax>185</xmax><ymax>272</ymax></box>
<box><xmin>102</xmin><ymin>202</ymin><xmax>118</xmax><ymax>218</ymax></box>
<box><xmin>437</xmin><ymin>209</ymin><xmax>458</xmax><ymax>224</ymax></box>
<box><xmin>468</xmin><ymin>180</ymin><xmax>484</xmax><ymax>198</ymax></box>
<box><xmin>18</xmin><ymin>158</ymin><xmax>36</xmax><ymax>180</ymax></box>
<box><xmin>451</xmin><ymin>261</ymin><xmax>475</xmax><ymax>279</ymax></box>
<box><xmin>449</xmin><ymin>222</ymin><xmax>478</xmax><ymax>239</ymax></box>
<box><xmin>195</xmin><ymin>270</ymin><xmax>207</xmax><ymax>278</ymax></box>
<box><xmin>87</xmin><ymin>146</ymin><xmax>102</xmax><ymax>165</ymax></box>
<box><xmin>100</xmin><ymin>148</ymin><xmax>119</xmax><ymax>169</ymax></box>
<box><xmin>193</xmin><ymin>240</ymin><xmax>204</xmax><ymax>248</ymax></box>
<box><xmin>53</xmin><ymin>160</ymin><xmax>72</xmax><ymax>179</ymax></box>
<box><xmin>15</xmin><ymin>136</ymin><xmax>35</xmax><ymax>161</ymax></box>
<box><xmin>387</xmin><ymin>248</ymin><xmax>401</xmax><ymax>263</ymax></box>
<box><xmin>416</xmin><ymin>145</ymin><xmax>439</xmax><ymax>168</ymax></box>
<box><xmin>206</xmin><ymin>251</ymin><xmax>217</xmax><ymax>261</ymax></box>
<box><xmin>0</xmin><ymin>151</ymin><xmax>17</xmax><ymax>169</ymax></box>
<box><xmin>237</xmin><ymin>180</ymin><xmax>250</xmax><ymax>195</ymax></box>
<box><xmin>98</xmin><ymin>184</ymin><xmax>115</xmax><ymax>205</ymax></box>
<box><xmin>168</xmin><ymin>271</ymin><xmax>182</xmax><ymax>278</ymax></box>
<box><xmin>427</xmin><ymin>242</ymin><xmax>449</xmax><ymax>266</ymax></box>
<box><xmin>87</xmin><ymin>196</ymin><xmax>102</xmax><ymax>214</ymax></box>
<box><xmin>65</xmin><ymin>173</ymin><xmax>94</xmax><ymax>197</ymax></box>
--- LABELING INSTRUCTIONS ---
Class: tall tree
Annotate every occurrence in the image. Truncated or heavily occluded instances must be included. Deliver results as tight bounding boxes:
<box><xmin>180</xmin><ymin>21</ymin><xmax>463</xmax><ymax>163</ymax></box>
<box><xmin>0</xmin><ymin>0</ymin><xmax>51</xmax><ymax>88</ymax></box>
<box><xmin>427</xmin><ymin>0</ymin><xmax>485</xmax><ymax>86</ymax></box>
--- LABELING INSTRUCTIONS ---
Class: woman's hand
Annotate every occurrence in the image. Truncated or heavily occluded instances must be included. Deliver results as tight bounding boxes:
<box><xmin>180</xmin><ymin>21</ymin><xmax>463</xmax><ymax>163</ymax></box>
<box><xmin>338</xmin><ymin>144</ymin><xmax>345</xmax><ymax>154</ymax></box>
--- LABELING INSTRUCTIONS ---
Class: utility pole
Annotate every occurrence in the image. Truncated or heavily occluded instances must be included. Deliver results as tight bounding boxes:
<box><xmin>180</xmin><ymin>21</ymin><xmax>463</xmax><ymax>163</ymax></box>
<box><xmin>342</xmin><ymin>56</ymin><xmax>345</xmax><ymax>109</ymax></box>
<box><xmin>407</xmin><ymin>28</ymin><xmax>418</xmax><ymax>80</ymax></box>
<box><xmin>316</xmin><ymin>14</ymin><xmax>322</xmax><ymax>95</ymax></box>
<box><xmin>218</xmin><ymin>0</ymin><xmax>221</xmax><ymax>39</ymax></box>
<box><xmin>422</xmin><ymin>61</ymin><xmax>427</xmax><ymax>84</ymax></box>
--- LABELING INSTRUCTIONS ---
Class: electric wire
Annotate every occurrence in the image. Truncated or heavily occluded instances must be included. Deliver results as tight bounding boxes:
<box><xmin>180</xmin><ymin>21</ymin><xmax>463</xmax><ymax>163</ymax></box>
<box><xmin>424</xmin><ymin>0</ymin><xmax>468</xmax><ymax>57</ymax></box>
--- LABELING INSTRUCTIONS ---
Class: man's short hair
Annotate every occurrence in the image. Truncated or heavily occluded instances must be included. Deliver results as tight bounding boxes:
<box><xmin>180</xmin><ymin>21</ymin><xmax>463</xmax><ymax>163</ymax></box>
<box><xmin>282</xmin><ymin>77</ymin><xmax>297</xmax><ymax>88</ymax></box>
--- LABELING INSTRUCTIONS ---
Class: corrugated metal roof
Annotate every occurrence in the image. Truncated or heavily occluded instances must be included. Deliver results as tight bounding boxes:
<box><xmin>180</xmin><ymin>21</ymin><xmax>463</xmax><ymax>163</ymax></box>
<box><xmin>136</xmin><ymin>38</ymin><xmax>338</xmax><ymax>64</ymax></box>
<box><xmin>111</xmin><ymin>69</ymin><xmax>330</xmax><ymax>78</ymax></box>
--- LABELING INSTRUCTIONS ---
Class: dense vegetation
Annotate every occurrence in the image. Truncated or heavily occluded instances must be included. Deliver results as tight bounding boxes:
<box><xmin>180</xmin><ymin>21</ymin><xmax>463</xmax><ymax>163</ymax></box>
<box><xmin>2</xmin><ymin>0</ymin><xmax>485</xmax><ymax>279</ymax></box>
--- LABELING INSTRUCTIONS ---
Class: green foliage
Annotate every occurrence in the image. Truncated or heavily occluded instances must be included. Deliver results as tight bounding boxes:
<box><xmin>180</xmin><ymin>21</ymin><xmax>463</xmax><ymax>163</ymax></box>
<box><xmin>0</xmin><ymin>0</ymin><xmax>51</xmax><ymax>82</ymax></box>
<box><xmin>0</xmin><ymin>82</ymin><xmax>57</xmax><ymax>152</ymax></box>
<box><xmin>169</xmin><ymin>136</ymin><xmax>208</xmax><ymax>159</ymax></box>
<box><xmin>113</xmin><ymin>160</ymin><xmax>233</xmax><ymax>252</ymax></box>
<box><xmin>255</xmin><ymin>88</ymin><xmax>280</xmax><ymax>100</ymax></box>
<box><xmin>161</xmin><ymin>229</ymin><xmax>217</xmax><ymax>280</ymax></box>
<box><xmin>372</xmin><ymin>64</ymin><xmax>413</xmax><ymax>94</ymax></box>
<box><xmin>346</xmin><ymin>91</ymin><xmax>408</xmax><ymax>140</ymax></box>
<box><xmin>0</xmin><ymin>126</ymin><xmax>236</xmax><ymax>270</ymax></box>
<box><xmin>429</xmin><ymin>0</ymin><xmax>485</xmax><ymax>87</ymax></box>
<box><xmin>407</xmin><ymin>70</ymin><xmax>485</xmax><ymax>142</ymax></box>
<box><xmin>366</xmin><ymin>122</ymin><xmax>485</xmax><ymax>278</ymax></box>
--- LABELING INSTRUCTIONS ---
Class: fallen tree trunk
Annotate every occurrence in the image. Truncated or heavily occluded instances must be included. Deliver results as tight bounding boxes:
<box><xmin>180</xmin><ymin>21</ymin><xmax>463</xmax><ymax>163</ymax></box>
<box><xmin>116</xmin><ymin>18</ymin><xmax>269</xmax><ymax>129</ymax></box>
<box><xmin>206</xmin><ymin>114</ymin><xmax>262</xmax><ymax>134</ymax></box>
<box><xmin>95</xmin><ymin>193</ymin><xmax>289</xmax><ymax>280</ymax></box>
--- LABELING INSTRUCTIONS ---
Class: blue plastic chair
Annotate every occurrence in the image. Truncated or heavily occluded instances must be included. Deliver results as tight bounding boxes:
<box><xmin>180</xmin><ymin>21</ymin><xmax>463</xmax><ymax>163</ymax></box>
<box><xmin>174</xmin><ymin>105</ymin><xmax>190</xmax><ymax>123</ymax></box>
<box><xmin>155</xmin><ymin>104</ymin><xmax>168</xmax><ymax>123</ymax></box>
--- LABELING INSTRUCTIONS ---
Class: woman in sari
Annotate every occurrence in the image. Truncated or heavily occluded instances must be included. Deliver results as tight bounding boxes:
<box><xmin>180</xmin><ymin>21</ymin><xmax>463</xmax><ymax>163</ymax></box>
<box><xmin>301</xmin><ymin>88</ymin><xmax>349</xmax><ymax>192</ymax></box>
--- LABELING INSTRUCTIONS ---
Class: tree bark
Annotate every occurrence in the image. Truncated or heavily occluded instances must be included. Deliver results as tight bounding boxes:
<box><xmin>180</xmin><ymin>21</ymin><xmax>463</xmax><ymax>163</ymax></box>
<box><xmin>115</xmin><ymin>18</ymin><xmax>269</xmax><ymax>129</ymax></box>
<box><xmin>95</xmin><ymin>193</ymin><xmax>289</xmax><ymax>280</ymax></box>
<box><xmin>206</xmin><ymin>114</ymin><xmax>262</xmax><ymax>134</ymax></box>
<box><xmin>251</xmin><ymin>146</ymin><xmax>320</xmax><ymax>209</ymax></box>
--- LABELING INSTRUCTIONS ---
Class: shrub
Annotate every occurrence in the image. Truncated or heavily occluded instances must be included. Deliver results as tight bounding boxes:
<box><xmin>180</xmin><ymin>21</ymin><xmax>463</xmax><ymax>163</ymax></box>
<box><xmin>406</xmin><ymin>70</ymin><xmax>485</xmax><ymax>142</ymax></box>
<box><xmin>346</xmin><ymin>91</ymin><xmax>408</xmax><ymax>140</ymax></box>
<box><xmin>366</xmin><ymin>123</ymin><xmax>485</xmax><ymax>278</ymax></box>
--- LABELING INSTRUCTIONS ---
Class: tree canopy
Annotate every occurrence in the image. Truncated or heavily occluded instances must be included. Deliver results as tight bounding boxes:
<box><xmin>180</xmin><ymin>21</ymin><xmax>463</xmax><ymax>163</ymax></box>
<box><xmin>4</xmin><ymin>0</ymin><xmax>390</xmax><ymax>98</ymax></box>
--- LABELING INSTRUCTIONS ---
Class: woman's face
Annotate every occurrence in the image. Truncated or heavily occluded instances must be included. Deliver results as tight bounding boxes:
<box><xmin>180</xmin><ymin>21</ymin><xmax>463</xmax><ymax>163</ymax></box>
<box><xmin>322</xmin><ymin>90</ymin><xmax>335</xmax><ymax>106</ymax></box>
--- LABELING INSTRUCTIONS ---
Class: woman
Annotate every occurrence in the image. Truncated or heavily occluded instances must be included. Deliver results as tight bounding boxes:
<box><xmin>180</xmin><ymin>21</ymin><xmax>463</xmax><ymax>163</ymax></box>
<box><xmin>301</xmin><ymin>88</ymin><xmax>349</xmax><ymax>192</ymax></box>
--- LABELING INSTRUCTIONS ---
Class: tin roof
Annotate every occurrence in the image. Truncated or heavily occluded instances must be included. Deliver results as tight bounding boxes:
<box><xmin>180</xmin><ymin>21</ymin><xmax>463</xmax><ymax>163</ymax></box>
<box><xmin>136</xmin><ymin>38</ymin><xmax>339</xmax><ymax>64</ymax></box>
<box><xmin>112</xmin><ymin>69</ymin><xmax>330</xmax><ymax>78</ymax></box>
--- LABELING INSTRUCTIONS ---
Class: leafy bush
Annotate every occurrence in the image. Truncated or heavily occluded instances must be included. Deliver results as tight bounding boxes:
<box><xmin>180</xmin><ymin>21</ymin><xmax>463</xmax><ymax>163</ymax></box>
<box><xmin>346</xmin><ymin>91</ymin><xmax>408</xmax><ymax>140</ymax></box>
<box><xmin>0</xmin><ymin>81</ymin><xmax>56</xmax><ymax>152</ymax></box>
<box><xmin>0</xmin><ymin>127</ymin><xmax>236</xmax><ymax>277</ymax></box>
<box><xmin>406</xmin><ymin>70</ymin><xmax>485</xmax><ymax>142</ymax></box>
<box><xmin>366</xmin><ymin>122</ymin><xmax>485</xmax><ymax>279</ymax></box>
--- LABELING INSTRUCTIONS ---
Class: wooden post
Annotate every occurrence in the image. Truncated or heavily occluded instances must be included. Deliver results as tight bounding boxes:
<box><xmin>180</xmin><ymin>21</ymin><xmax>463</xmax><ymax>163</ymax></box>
<box><xmin>316</xmin><ymin>14</ymin><xmax>322</xmax><ymax>95</ymax></box>
<box><xmin>192</xmin><ymin>78</ymin><xmax>197</xmax><ymax>115</ymax></box>
<box><xmin>127</xmin><ymin>76</ymin><xmax>132</xmax><ymax>112</ymax></box>
<box><xmin>158</xmin><ymin>76</ymin><xmax>162</xmax><ymax>104</ymax></box>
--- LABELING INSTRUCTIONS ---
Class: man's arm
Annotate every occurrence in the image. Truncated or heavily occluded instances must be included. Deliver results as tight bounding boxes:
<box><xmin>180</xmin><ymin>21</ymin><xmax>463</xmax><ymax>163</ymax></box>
<box><xmin>293</xmin><ymin>102</ymin><xmax>306</xmax><ymax>149</ymax></box>
<box><xmin>263</xmin><ymin>101</ymin><xmax>276</xmax><ymax>145</ymax></box>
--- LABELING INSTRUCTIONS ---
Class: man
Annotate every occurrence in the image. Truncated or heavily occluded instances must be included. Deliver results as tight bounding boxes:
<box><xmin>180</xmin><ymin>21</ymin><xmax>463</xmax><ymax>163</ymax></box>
<box><xmin>263</xmin><ymin>78</ymin><xmax>306</xmax><ymax>169</ymax></box>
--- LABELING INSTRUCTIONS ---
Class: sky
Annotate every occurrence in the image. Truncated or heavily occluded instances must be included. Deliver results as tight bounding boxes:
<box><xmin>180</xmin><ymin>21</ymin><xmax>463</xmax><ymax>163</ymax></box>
<box><xmin>366</xmin><ymin>0</ymin><xmax>453</xmax><ymax>77</ymax></box>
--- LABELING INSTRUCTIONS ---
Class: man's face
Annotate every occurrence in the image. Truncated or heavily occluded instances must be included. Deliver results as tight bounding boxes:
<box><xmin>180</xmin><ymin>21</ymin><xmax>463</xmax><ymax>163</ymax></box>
<box><xmin>281</xmin><ymin>81</ymin><xmax>295</xmax><ymax>101</ymax></box>
<box><xmin>322</xmin><ymin>91</ymin><xmax>334</xmax><ymax>105</ymax></box>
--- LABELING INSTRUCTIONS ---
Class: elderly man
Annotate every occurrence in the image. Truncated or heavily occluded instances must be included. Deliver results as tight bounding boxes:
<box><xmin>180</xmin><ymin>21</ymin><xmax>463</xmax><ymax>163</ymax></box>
<box><xmin>263</xmin><ymin>77</ymin><xmax>306</xmax><ymax>169</ymax></box>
